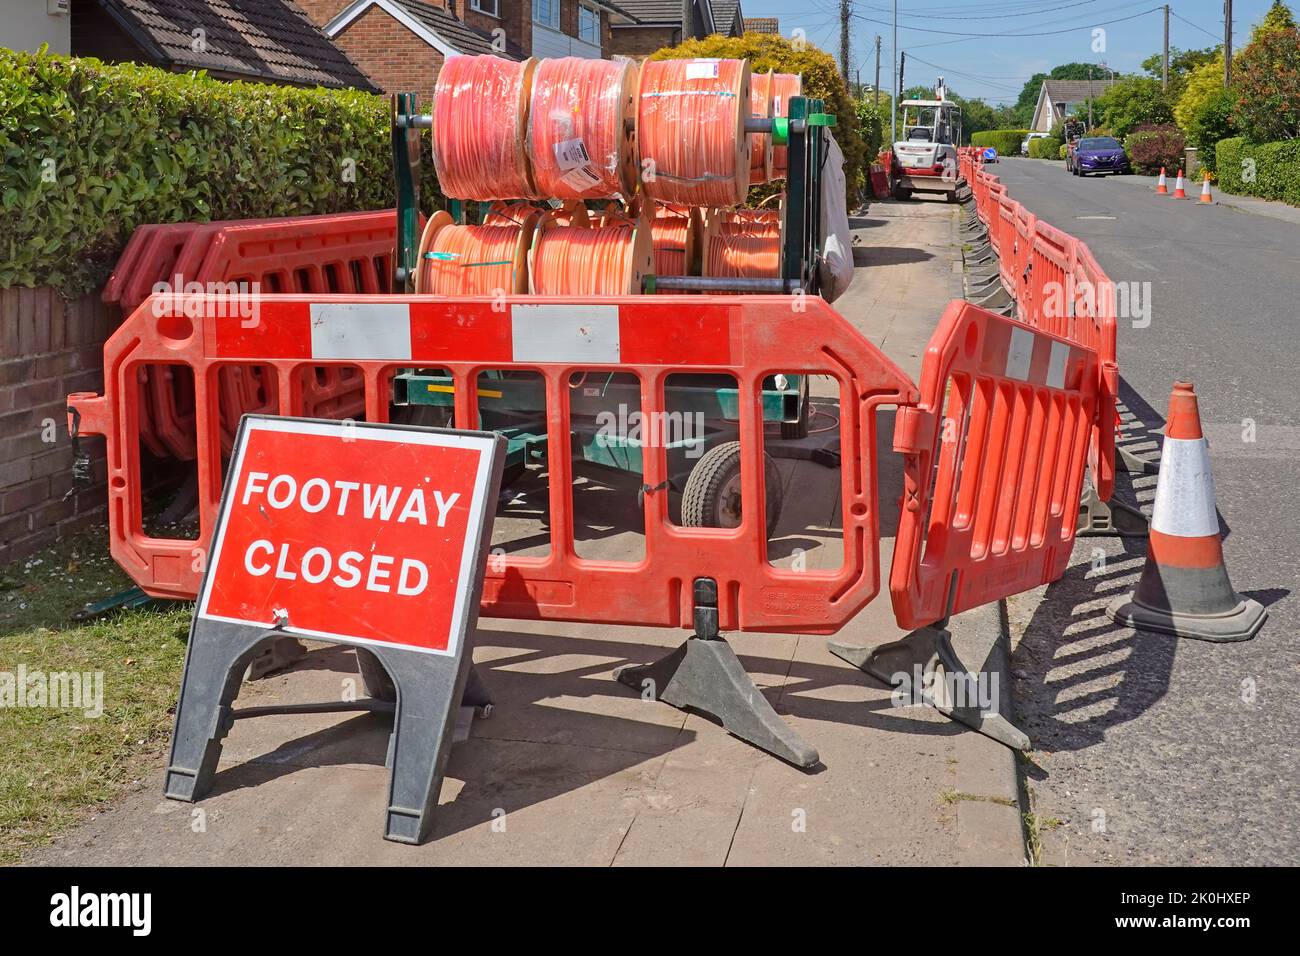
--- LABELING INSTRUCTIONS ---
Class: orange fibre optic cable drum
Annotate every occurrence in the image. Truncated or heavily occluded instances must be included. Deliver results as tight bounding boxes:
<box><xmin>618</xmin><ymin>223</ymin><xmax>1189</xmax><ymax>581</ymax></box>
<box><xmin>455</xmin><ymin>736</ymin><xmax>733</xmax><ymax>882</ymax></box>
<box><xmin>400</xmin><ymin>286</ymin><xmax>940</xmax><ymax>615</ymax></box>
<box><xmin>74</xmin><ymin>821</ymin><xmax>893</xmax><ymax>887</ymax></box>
<box><xmin>704</xmin><ymin>232</ymin><xmax>782</xmax><ymax>284</ymax></box>
<box><xmin>648</xmin><ymin>202</ymin><xmax>698</xmax><ymax>277</ymax></box>
<box><xmin>430</xmin><ymin>55</ymin><xmax>538</xmax><ymax>201</ymax></box>
<box><xmin>482</xmin><ymin>202</ymin><xmax>542</xmax><ymax>226</ymax></box>
<box><xmin>529</xmin><ymin>209</ymin><xmax>653</xmax><ymax>296</ymax></box>
<box><xmin>720</xmin><ymin>206</ymin><xmax>782</xmax><ymax>238</ymax></box>
<box><xmin>770</xmin><ymin>73</ymin><xmax>802</xmax><ymax>179</ymax></box>
<box><xmin>637</xmin><ymin>58</ymin><xmax>751</xmax><ymax>207</ymax></box>
<box><xmin>414</xmin><ymin>209</ymin><xmax>539</xmax><ymax>295</ymax></box>
<box><xmin>483</xmin><ymin>200</ymin><xmax>587</xmax><ymax>227</ymax></box>
<box><xmin>528</xmin><ymin>56</ymin><xmax>639</xmax><ymax>200</ymax></box>
<box><xmin>749</xmin><ymin>70</ymin><xmax>774</xmax><ymax>185</ymax></box>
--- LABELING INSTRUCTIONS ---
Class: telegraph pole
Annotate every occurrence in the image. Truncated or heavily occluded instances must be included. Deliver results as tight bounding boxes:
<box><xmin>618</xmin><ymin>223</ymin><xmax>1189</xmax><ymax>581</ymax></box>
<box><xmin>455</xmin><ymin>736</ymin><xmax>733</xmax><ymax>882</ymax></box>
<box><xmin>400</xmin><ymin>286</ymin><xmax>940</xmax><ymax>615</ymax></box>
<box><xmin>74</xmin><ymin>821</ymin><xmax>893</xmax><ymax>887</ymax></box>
<box><xmin>1163</xmin><ymin>4</ymin><xmax>1170</xmax><ymax>90</ymax></box>
<box><xmin>891</xmin><ymin>1</ymin><xmax>897</xmax><ymax>142</ymax></box>
<box><xmin>680</xmin><ymin>0</ymin><xmax>691</xmax><ymax>43</ymax></box>
<box><xmin>1224</xmin><ymin>0</ymin><xmax>1233</xmax><ymax>87</ymax></box>
<box><xmin>840</xmin><ymin>0</ymin><xmax>851</xmax><ymax>85</ymax></box>
<box><xmin>874</xmin><ymin>34</ymin><xmax>881</xmax><ymax>111</ymax></box>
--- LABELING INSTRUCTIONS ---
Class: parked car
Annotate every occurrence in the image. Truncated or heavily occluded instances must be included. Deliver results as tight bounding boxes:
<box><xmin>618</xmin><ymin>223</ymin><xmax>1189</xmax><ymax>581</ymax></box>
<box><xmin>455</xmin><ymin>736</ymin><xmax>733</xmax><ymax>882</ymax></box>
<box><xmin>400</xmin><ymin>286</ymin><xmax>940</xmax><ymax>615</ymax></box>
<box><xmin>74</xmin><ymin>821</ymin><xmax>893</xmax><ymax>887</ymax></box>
<box><xmin>1067</xmin><ymin>136</ymin><xmax>1131</xmax><ymax>176</ymax></box>
<box><xmin>1020</xmin><ymin>132</ymin><xmax>1050</xmax><ymax>156</ymax></box>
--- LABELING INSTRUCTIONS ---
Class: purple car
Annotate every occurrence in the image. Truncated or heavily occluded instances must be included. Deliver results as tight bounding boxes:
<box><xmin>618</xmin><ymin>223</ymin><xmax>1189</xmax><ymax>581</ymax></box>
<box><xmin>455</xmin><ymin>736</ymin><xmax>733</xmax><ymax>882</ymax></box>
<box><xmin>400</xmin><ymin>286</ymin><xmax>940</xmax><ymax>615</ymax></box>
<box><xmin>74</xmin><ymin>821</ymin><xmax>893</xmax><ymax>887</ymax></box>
<box><xmin>1068</xmin><ymin>136</ymin><xmax>1131</xmax><ymax>177</ymax></box>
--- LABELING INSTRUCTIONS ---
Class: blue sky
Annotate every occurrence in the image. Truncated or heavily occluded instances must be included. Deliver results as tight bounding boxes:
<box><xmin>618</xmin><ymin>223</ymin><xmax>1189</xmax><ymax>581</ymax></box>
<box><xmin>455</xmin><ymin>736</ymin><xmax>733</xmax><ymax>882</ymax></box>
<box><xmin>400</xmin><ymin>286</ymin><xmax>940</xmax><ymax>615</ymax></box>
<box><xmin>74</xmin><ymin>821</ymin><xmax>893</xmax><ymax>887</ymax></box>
<box><xmin>739</xmin><ymin>0</ymin><xmax>1284</xmax><ymax>104</ymax></box>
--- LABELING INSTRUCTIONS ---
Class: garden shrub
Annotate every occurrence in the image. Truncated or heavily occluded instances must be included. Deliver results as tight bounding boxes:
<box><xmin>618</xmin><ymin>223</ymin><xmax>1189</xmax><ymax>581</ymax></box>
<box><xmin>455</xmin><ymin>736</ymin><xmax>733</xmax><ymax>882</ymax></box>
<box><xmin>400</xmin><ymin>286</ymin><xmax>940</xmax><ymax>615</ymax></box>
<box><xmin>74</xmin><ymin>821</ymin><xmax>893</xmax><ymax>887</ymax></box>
<box><xmin>970</xmin><ymin>129</ymin><xmax>1030</xmax><ymax>156</ymax></box>
<box><xmin>0</xmin><ymin>49</ymin><xmax>440</xmax><ymax>296</ymax></box>
<box><xmin>1124</xmin><ymin>124</ymin><xmax>1186</xmax><ymax>174</ymax></box>
<box><xmin>1215</xmin><ymin>135</ymin><xmax>1300</xmax><ymax>205</ymax></box>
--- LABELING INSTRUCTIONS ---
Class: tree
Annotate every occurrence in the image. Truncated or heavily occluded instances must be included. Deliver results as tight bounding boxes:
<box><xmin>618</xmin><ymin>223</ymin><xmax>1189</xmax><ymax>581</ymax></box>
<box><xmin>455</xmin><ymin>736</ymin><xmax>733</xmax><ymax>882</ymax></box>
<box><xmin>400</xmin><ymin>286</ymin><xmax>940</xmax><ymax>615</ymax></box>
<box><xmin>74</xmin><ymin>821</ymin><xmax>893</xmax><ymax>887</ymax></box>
<box><xmin>1185</xmin><ymin>87</ymin><xmax>1237</xmax><ymax>172</ymax></box>
<box><xmin>1252</xmin><ymin>0</ymin><xmax>1297</xmax><ymax>40</ymax></box>
<box><xmin>1231</xmin><ymin>24</ymin><xmax>1300</xmax><ymax>141</ymax></box>
<box><xmin>1174</xmin><ymin>52</ymin><xmax>1226</xmax><ymax>130</ymax></box>
<box><xmin>1093</xmin><ymin>76</ymin><xmax>1176</xmax><ymax>139</ymax></box>
<box><xmin>955</xmin><ymin>96</ymin><xmax>997</xmax><ymax>142</ymax></box>
<box><xmin>1141</xmin><ymin>46</ymin><xmax>1219</xmax><ymax>80</ymax></box>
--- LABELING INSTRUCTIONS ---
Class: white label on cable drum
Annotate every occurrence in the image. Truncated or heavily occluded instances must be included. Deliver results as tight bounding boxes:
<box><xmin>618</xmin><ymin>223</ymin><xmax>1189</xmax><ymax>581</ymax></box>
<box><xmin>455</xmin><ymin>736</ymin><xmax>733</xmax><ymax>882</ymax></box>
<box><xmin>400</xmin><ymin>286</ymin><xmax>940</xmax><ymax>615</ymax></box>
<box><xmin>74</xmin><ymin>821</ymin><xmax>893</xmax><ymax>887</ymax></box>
<box><xmin>554</xmin><ymin>137</ymin><xmax>592</xmax><ymax>172</ymax></box>
<box><xmin>686</xmin><ymin>61</ymin><xmax>720</xmax><ymax>80</ymax></box>
<box><xmin>560</xmin><ymin>164</ymin><xmax>602</xmax><ymax>192</ymax></box>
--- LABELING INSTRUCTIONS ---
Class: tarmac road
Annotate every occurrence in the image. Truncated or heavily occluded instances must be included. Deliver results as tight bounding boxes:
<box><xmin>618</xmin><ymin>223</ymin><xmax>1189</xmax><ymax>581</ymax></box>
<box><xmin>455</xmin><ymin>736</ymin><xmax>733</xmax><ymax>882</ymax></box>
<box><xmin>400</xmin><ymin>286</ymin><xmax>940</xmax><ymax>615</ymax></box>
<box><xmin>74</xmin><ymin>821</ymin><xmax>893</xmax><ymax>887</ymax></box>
<box><xmin>988</xmin><ymin>158</ymin><xmax>1300</xmax><ymax>865</ymax></box>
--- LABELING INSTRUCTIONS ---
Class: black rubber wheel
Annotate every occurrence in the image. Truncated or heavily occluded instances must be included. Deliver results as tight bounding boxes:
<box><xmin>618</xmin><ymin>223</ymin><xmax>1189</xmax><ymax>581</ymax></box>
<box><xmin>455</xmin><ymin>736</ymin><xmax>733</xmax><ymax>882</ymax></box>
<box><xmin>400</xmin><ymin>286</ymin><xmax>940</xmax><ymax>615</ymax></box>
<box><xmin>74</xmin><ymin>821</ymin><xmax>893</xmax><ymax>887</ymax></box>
<box><xmin>355</xmin><ymin>648</ymin><xmax>396</xmax><ymax>702</ymax></box>
<box><xmin>893</xmin><ymin>186</ymin><xmax>913</xmax><ymax>201</ymax></box>
<box><xmin>681</xmin><ymin>441</ymin><xmax>783</xmax><ymax>537</ymax></box>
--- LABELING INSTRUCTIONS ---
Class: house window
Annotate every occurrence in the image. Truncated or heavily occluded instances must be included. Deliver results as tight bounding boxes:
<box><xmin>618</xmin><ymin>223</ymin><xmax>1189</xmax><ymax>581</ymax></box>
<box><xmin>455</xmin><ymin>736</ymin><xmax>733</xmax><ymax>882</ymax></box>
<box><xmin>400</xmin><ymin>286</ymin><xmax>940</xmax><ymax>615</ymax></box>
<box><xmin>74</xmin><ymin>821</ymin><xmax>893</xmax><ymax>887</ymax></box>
<box><xmin>532</xmin><ymin>0</ymin><xmax>559</xmax><ymax>29</ymax></box>
<box><xmin>578</xmin><ymin>5</ymin><xmax>600</xmax><ymax>43</ymax></box>
<box><xmin>471</xmin><ymin>0</ymin><xmax>499</xmax><ymax>16</ymax></box>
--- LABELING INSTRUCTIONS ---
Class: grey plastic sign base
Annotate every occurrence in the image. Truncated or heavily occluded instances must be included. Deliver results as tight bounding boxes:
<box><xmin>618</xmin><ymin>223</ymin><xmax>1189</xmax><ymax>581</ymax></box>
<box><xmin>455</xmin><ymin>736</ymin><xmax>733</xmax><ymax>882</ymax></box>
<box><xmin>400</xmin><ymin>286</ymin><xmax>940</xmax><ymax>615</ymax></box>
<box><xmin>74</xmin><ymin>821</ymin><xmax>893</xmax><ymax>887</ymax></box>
<box><xmin>163</xmin><ymin>416</ymin><xmax>506</xmax><ymax>845</ymax></box>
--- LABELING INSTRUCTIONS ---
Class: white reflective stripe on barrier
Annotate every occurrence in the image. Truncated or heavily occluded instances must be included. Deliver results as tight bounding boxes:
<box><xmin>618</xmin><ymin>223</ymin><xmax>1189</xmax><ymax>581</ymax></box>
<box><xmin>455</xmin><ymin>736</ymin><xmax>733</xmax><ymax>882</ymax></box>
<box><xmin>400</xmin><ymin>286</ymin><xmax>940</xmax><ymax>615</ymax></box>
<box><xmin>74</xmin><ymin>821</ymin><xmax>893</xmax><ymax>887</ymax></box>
<box><xmin>1150</xmin><ymin>437</ymin><xmax>1220</xmax><ymax>538</ymax></box>
<box><xmin>310</xmin><ymin>303</ymin><xmax>414</xmax><ymax>360</ymax></box>
<box><xmin>510</xmin><ymin>304</ymin><xmax>621</xmax><ymax>363</ymax></box>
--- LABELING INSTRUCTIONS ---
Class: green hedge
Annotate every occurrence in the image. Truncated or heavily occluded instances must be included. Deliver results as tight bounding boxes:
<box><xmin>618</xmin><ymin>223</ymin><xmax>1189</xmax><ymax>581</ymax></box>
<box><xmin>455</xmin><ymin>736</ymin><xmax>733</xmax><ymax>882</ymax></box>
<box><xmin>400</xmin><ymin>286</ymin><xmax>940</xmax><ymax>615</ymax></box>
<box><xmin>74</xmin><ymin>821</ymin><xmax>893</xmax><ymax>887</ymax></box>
<box><xmin>1</xmin><ymin>50</ymin><xmax>440</xmax><ymax>297</ymax></box>
<box><xmin>971</xmin><ymin>129</ymin><xmax>1030</xmax><ymax>156</ymax></box>
<box><xmin>1058</xmin><ymin>144</ymin><xmax>1069</xmax><ymax>160</ymax></box>
<box><xmin>1216</xmin><ymin>136</ymin><xmax>1300</xmax><ymax>206</ymax></box>
<box><xmin>1028</xmin><ymin>137</ymin><xmax>1059</xmax><ymax>159</ymax></box>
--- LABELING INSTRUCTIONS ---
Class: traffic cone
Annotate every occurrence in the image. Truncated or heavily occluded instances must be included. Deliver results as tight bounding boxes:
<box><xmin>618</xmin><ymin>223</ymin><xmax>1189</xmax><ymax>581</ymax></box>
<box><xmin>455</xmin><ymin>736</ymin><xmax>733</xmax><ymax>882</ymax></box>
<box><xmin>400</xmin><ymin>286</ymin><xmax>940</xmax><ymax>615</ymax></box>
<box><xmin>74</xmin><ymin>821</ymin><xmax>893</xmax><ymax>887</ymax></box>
<box><xmin>1172</xmin><ymin>169</ymin><xmax>1188</xmax><ymax>199</ymax></box>
<box><xmin>1155</xmin><ymin>167</ymin><xmax>1168</xmax><ymax>194</ymax></box>
<box><xmin>1108</xmin><ymin>382</ymin><xmax>1266</xmax><ymax>642</ymax></box>
<box><xmin>1198</xmin><ymin>170</ymin><xmax>1214</xmax><ymax>204</ymax></box>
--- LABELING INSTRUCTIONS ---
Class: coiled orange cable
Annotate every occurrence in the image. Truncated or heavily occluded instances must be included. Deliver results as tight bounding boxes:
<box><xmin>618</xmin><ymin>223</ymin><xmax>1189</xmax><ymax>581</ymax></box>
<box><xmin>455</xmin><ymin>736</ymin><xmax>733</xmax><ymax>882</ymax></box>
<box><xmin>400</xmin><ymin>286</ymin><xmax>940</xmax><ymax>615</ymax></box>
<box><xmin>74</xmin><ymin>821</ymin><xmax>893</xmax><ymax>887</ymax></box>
<box><xmin>770</xmin><ymin>73</ymin><xmax>802</xmax><ymax>179</ymax></box>
<box><xmin>749</xmin><ymin>70</ymin><xmax>773</xmax><ymax>185</ymax></box>
<box><xmin>529</xmin><ymin>57</ymin><xmax>636</xmax><ymax>199</ymax></box>
<box><xmin>419</xmin><ymin>224</ymin><xmax>526</xmax><ymax>295</ymax></box>
<box><xmin>431</xmin><ymin>55</ymin><xmax>535</xmax><ymax>200</ymax></box>
<box><xmin>720</xmin><ymin>208</ymin><xmax>781</xmax><ymax>238</ymax></box>
<box><xmin>532</xmin><ymin>222</ymin><xmax>639</xmax><ymax>296</ymax></box>
<box><xmin>638</xmin><ymin>58</ymin><xmax>750</xmax><ymax>207</ymax></box>
<box><xmin>650</xmin><ymin>209</ymin><xmax>692</xmax><ymax>276</ymax></box>
<box><xmin>706</xmin><ymin>234</ymin><xmax>780</xmax><ymax>281</ymax></box>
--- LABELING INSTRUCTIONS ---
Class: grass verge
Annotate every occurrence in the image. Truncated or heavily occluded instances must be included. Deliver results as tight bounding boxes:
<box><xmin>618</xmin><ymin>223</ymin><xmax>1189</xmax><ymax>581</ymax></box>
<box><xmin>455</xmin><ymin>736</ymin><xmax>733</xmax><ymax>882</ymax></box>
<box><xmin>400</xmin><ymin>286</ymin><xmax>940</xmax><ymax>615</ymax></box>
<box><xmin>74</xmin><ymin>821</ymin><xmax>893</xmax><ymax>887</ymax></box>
<box><xmin>0</xmin><ymin>525</ymin><xmax>190</xmax><ymax>864</ymax></box>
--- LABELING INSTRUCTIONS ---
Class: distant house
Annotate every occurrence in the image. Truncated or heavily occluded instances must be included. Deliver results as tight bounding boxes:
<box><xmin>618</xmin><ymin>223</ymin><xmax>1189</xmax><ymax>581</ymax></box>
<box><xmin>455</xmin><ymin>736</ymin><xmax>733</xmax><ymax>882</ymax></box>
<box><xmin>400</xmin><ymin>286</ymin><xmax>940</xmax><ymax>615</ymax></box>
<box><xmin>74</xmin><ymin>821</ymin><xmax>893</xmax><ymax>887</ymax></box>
<box><xmin>6</xmin><ymin>0</ymin><xmax>72</xmax><ymax>55</ymax></box>
<box><xmin>67</xmin><ymin>0</ymin><xmax>377</xmax><ymax>90</ymax></box>
<box><xmin>743</xmin><ymin>16</ymin><xmax>777</xmax><ymax>34</ymax></box>
<box><xmin>297</xmin><ymin>0</ymin><xmax>635</xmax><ymax>101</ymax></box>
<box><xmin>1029</xmin><ymin>78</ymin><xmax>1117</xmax><ymax>132</ymax></box>
<box><xmin>608</xmin><ymin>0</ymin><xmax>743</xmax><ymax>58</ymax></box>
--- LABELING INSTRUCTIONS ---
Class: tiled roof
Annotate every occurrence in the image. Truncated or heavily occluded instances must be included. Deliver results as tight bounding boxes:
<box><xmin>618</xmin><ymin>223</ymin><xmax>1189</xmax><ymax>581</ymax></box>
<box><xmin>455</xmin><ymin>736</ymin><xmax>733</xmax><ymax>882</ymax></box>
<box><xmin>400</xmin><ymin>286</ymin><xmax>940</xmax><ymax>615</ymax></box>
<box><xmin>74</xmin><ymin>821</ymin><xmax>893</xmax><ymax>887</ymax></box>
<box><xmin>99</xmin><ymin>0</ymin><xmax>377</xmax><ymax>90</ymax></box>
<box><xmin>385</xmin><ymin>0</ymin><xmax>517</xmax><ymax>57</ymax></box>
<box><xmin>744</xmin><ymin>16</ymin><xmax>778</xmax><ymax>34</ymax></box>
<box><xmin>611</xmin><ymin>0</ymin><xmax>688</xmax><ymax>23</ymax></box>
<box><xmin>1042</xmin><ymin>79</ymin><xmax>1117</xmax><ymax>102</ymax></box>
<box><xmin>711</xmin><ymin>0</ymin><xmax>741</xmax><ymax>34</ymax></box>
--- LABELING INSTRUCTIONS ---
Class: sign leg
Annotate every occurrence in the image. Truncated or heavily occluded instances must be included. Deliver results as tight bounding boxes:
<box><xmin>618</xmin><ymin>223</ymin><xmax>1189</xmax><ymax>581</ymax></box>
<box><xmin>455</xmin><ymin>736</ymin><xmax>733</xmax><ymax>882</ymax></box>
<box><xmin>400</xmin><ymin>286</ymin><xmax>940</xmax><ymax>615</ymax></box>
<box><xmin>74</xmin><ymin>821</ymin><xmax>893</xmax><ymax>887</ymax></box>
<box><xmin>365</xmin><ymin>645</ymin><xmax>470</xmax><ymax>844</ymax></box>
<box><xmin>165</xmin><ymin>622</ymin><xmax>279</xmax><ymax>802</ymax></box>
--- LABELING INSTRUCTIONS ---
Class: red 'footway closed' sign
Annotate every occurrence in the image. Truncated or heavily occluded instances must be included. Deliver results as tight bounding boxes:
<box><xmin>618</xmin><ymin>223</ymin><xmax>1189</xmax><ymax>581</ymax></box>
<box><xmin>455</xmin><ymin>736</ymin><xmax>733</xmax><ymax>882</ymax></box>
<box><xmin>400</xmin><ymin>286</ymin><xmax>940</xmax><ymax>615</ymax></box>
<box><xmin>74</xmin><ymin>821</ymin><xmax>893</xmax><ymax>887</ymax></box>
<box><xmin>197</xmin><ymin>416</ymin><xmax>501</xmax><ymax>655</ymax></box>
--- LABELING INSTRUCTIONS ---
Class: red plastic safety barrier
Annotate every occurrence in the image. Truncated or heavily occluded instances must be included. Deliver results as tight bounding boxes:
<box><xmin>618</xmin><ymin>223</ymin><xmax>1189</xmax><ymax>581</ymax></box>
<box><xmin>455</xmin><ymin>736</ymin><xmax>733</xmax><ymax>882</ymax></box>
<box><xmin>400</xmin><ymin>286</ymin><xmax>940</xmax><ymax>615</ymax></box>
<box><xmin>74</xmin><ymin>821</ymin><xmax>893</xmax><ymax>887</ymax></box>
<box><xmin>959</xmin><ymin>152</ymin><xmax>1118</xmax><ymax>502</ymax></box>
<box><xmin>68</xmin><ymin>293</ymin><xmax>915</xmax><ymax>634</ymax></box>
<box><xmin>106</xmin><ymin>212</ymin><xmax>401</xmax><ymax>463</ymax></box>
<box><xmin>890</xmin><ymin>299</ymin><xmax>1101</xmax><ymax>629</ymax></box>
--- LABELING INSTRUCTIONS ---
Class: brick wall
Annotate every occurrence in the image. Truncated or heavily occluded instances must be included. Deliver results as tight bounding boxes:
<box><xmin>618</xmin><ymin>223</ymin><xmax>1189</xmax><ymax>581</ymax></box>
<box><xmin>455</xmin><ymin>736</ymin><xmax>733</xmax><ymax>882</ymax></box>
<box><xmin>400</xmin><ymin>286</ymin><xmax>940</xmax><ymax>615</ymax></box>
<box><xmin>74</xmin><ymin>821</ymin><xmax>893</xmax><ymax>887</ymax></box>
<box><xmin>0</xmin><ymin>289</ymin><xmax>109</xmax><ymax>568</ymax></box>
<box><xmin>294</xmin><ymin>0</ymin><xmax>363</xmax><ymax>27</ymax></box>
<box><xmin>70</xmin><ymin>0</ymin><xmax>150</xmax><ymax>64</ymax></box>
<box><xmin>464</xmin><ymin>0</ymin><xmax>529</xmax><ymax>56</ymax></box>
<box><xmin>608</xmin><ymin>24</ymin><xmax>680</xmax><ymax>59</ymax></box>
<box><xmin>333</xmin><ymin>5</ymin><xmax>445</xmax><ymax>102</ymax></box>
